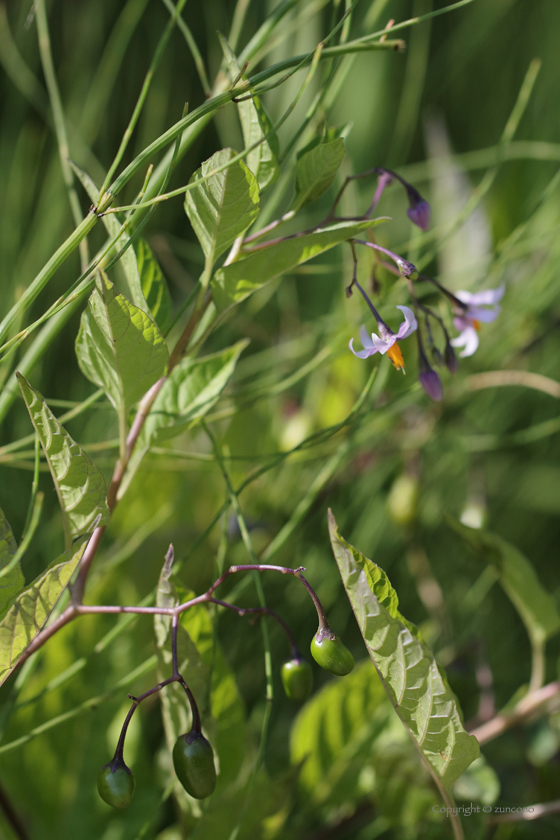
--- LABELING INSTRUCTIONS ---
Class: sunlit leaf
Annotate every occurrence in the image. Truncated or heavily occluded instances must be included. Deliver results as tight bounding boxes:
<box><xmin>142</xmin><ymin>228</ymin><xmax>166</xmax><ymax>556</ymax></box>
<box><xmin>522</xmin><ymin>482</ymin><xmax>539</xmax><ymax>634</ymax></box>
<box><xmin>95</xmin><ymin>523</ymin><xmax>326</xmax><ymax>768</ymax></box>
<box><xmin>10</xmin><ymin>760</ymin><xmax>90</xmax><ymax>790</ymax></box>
<box><xmin>0</xmin><ymin>507</ymin><xmax>24</xmax><ymax>617</ymax></box>
<box><xmin>119</xmin><ymin>341</ymin><xmax>247</xmax><ymax>499</ymax></box>
<box><xmin>185</xmin><ymin>148</ymin><xmax>260</xmax><ymax>264</ymax></box>
<box><xmin>211</xmin><ymin>219</ymin><xmax>386</xmax><ymax>312</ymax></box>
<box><xmin>329</xmin><ymin>510</ymin><xmax>480</xmax><ymax>791</ymax></box>
<box><xmin>446</xmin><ymin>516</ymin><xmax>560</xmax><ymax>644</ymax></box>
<box><xmin>17</xmin><ymin>375</ymin><xmax>110</xmax><ymax>541</ymax></box>
<box><xmin>294</xmin><ymin>137</ymin><xmax>346</xmax><ymax>209</ymax></box>
<box><xmin>134</xmin><ymin>237</ymin><xmax>173</xmax><ymax>333</ymax></box>
<box><xmin>220</xmin><ymin>34</ymin><xmax>280</xmax><ymax>190</ymax></box>
<box><xmin>0</xmin><ymin>541</ymin><xmax>86</xmax><ymax>687</ymax></box>
<box><xmin>75</xmin><ymin>271</ymin><xmax>168</xmax><ymax>415</ymax></box>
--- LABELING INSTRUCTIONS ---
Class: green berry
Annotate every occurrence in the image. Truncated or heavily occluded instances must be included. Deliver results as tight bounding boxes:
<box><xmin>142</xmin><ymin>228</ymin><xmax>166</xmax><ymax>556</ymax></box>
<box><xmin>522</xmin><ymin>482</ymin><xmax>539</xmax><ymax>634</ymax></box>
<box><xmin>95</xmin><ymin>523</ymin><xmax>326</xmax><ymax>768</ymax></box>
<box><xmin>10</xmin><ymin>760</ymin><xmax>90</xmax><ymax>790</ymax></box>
<box><xmin>173</xmin><ymin>730</ymin><xmax>216</xmax><ymax>799</ymax></box>
<box><xmin>281</xmin><ymin>657</ymin><xmax>312</xmax><ymax>702</ymax></box>
<box><xmin>97</xmin><ymin>758</ymin><xmax>135</xmax><ymax>809</ymax></box>
<box><xmin>310</xmin><ymin>629</ymin><xmax>354</xmax><ymax>676</ymax></box>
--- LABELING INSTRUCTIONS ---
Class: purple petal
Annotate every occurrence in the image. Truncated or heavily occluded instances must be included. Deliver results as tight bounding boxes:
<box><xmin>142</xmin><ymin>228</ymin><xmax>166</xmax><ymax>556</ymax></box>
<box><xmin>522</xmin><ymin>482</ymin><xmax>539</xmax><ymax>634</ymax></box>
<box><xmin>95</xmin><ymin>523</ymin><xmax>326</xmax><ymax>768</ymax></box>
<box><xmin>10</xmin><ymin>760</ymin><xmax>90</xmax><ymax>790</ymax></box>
<box><xmin>407</xmin><ymin>200</ymin><xmax>430</xmax><ymax>231</ymax></box>
<box><xmin>370</xmin><ymin>334</ymin><xmax>395</xmax><ymax>354</ymax></box>
<box><xmin>419</xmin><ymin>369</ymin><xmax>443</xmax><ymax>401</ymax></box>
<box><xmin>450</xmin><ymin>326</ymin><xmax>479</xmax><ymax>357</ymax></box>
<box><xmin>466</xmin><ymin>305</ymin><xmax>501</xmax><ymax>324</ymax></box>
<box><xmin>349</xmin><ymin>337</ymin><xmax>376</xmax><ymax>359</ymax></box>
<box><xmin>455</xmin><ymin>284</ymin><xmax>505</xmax><ymax>306</ymax></box>
<box><xmin>359</xmin><ymin>325</ymin><xmax>374</xmax><ymax>349</ymax></box>
<box><xmin>395</xmin><ymin>305</ymin><xmax>418</xmax><ymax>339</ymax></box>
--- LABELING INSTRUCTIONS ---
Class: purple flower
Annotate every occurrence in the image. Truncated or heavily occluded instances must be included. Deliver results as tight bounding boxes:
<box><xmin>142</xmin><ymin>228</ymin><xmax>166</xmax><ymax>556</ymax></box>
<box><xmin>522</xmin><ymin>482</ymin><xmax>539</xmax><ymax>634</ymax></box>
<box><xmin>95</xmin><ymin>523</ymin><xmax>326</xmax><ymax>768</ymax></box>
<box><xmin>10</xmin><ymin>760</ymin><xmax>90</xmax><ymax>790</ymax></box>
<box><xmin>407</xmin><ymin>198</ymin><xmax>430</xmax><ymax>231</ymax></box>
<box><xmin>450</xmin><ymin>284</ymin><xmax>505</xmax><ymax>357</ymax></box>
<box><xmin>419</xmin><ymin>368</ymin><xmax>443</xmax><ymax>401</ymax></box>
<box><xmin>349</xmin><ymin>306</ymin><xmax>418</xmax><ymax>371</ymax></box>
<box><xmin>417</xmin><ymin>344</ymin><xmax>443</xmax><ymax>401</ymax></box>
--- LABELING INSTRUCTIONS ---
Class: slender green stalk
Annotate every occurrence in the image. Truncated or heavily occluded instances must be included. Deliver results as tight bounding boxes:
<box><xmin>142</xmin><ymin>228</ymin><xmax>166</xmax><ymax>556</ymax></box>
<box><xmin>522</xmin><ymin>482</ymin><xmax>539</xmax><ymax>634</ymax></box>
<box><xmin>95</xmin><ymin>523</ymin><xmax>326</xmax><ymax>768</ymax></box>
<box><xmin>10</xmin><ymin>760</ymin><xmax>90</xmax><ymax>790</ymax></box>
<box><xmin>162</xmin><ymin>0</ymin><xmax>211</xmax><ymax>95</ymax></box>
<box><xmin>34</xmin><ymin>0</ymin><xmax>88</xmax><ymax>272</ymax></box>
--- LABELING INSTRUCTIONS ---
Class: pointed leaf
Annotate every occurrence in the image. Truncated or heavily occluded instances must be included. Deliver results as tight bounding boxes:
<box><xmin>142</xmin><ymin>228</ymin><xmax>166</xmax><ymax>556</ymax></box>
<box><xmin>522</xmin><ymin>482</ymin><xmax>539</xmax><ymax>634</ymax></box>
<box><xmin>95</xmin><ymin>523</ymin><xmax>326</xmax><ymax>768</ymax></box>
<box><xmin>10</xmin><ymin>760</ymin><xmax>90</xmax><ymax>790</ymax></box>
<box><xmin>211</xmin><ymin>218</ymin><xmax>386</xmax><ymax>312</ymax></box>
<box><xmin>446</xmin><ymin>516</ymin><xmax>560</xmax><ymax>644</ymax></box>
<box><xmin>0</xmin><ymin>542</ymin><xmax>86</xmax><ymax>687</ymax></box>
<box><xmin>134</xmin><ymin>238</ymin><xmax>172</xmax><ymax>333</ymax></box>
<box><xmin>75</xmin><ymin>272</ymin><xmax>169</xmax><ymax>415</ymax></box>
<box><xmin>220</xmin><ymin>34</ymin><xmax>280</xmax><ymax>190</ymax></box>
<box><xmin>329</xmin><ymin>510</ymin><xmax>480</xmax><ymax>791</ymax></box>
<box><xmin>17</xmin><ymin>375</ymin><xmax>110</xmax><ymax>540</ymax></box>
<box><xmin>119</xmin><ymin>341</ymin><xmax>248</xmax><ymax>498</ymax></box>
<box><xmin>0</xmin><ymin>508</ymin><xmax>24</xmax><ymax>616</ymax></box>
<box><xmin>185</xmin><ymin>148</ymin><xmax>260</xmax><ymax>264</ymax></box>
<box><xmin>294</xmin><ymin>138</ymin><xmax>346</xmax><ymax>209</ymax></box>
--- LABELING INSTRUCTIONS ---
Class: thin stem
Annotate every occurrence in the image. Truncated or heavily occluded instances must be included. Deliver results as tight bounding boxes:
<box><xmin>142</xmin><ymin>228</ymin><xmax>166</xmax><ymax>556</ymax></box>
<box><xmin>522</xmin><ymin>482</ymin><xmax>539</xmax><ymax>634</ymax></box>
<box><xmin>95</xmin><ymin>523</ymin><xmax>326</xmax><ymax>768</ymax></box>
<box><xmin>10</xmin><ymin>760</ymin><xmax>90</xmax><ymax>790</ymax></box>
<box><xmin>469</xmin><ymin>680</ymin><xmax>560</xmax><ymax>745</ymax></box>
<box><xmin>114</xmin><ymin>701</ymin><xmax>138</xmax><ymax>762</ymax></box>
<box><xmin>34</xmin><ymin>0</ymin><xmax>88</xmax><ymax>272</ymax></box>
<box><xmin>178</xmin><ymin>677</ymin><xmax>201</xmax><ymax>732</ymax></box>
<box><xmin>171</xmin><ymin>614</ymin><xmax>179</xmax><ymax>676</ymax></box>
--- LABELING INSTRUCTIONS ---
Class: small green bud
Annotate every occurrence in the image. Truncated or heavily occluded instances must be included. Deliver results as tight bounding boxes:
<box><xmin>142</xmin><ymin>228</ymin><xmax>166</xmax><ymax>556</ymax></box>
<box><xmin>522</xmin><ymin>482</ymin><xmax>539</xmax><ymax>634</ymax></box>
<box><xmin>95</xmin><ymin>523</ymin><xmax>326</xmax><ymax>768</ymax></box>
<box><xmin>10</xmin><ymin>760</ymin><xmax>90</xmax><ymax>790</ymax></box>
<box><xmin>97</xmin><ymin>758</ymin><xmax>135</xmax><ymax>809</ymax></box>
<box><xmin>173</xmin><ymin>730</ymin><xmax>216</xmax><ymax>799</ymax></box>
<box><xmin>310</xmin><ymin>628</ymin><xmax>354</xmax><ymax>676</ymax></box>
<box><xmin>281</xmin><ymin>657</ymin><xmax>313</xmax><ymax>702</ymax></box>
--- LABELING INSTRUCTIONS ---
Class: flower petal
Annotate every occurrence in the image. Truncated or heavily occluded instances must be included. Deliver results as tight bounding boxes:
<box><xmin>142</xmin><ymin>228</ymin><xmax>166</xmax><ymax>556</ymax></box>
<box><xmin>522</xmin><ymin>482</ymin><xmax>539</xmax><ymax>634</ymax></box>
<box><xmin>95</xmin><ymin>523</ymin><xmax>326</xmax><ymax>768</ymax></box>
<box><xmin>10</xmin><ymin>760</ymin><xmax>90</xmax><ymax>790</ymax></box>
<box><xmin>455</xmin><ymin>284</ymin><xmax>505</xmax><ymax>306</ymax></box>
<box><xmin>349</xmin><ymin>337</ymin><xmax>376</xmax><ymax>359</ymax></box>
<box><xmin>359</xmin><ymin>325</ymin><xmax>374</xmax><ymax>349</ymax></box>
<box><xmin>466</xmin><ymin>305</ymin><xmax>501</xmax><ymax>323</ymax></box>
<box><xmin>450</xmin><ymin>326</ymin><xmax>479</xmax><ymax>357</ymax></box>
<box><xmin>395</xmin><ymin>305</ymin><xmax>418</xmax><ymax>339</ymax></box>
<box><xmin>370</xmin><ymin>334</ymin><xmax>395</xmax><ymax>354</ymax></box>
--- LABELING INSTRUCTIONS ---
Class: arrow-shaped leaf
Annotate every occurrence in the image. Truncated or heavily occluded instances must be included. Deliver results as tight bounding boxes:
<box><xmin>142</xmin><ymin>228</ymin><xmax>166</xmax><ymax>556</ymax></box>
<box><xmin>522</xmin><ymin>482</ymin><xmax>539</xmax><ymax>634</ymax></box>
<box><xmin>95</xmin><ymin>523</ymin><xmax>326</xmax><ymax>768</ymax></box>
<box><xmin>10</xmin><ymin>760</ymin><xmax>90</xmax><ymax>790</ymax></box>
<box><xmin>0</xmin><ymin>541</ymin><xmax>86</xmax><ymax>687</ymax></box>
<box><xmin>329</xmin><ymin>510</ymin><xmax>480</xmax><ymax>791</ymax></box>
<box><xmin>17</xmin><ymin>375</ymin><xmax>110</xmax><ymax>543</ymax></box>
<box><xmin>185</xmin><ymin>148</ymin><xmax>260</xmax><ymax>265</ymax></box>
<box><xmin>294</xmin><ymin>137</ymin><xmax>346</xmax><ymax>209</ymax></box>
<box><xmin>75</xmin><ymin>271</ymin><xmax>169</xmax><ymax>416</ymax></box>
<box><xmin>211</xmin><ymin>218</ymin><xmax>387</xmax><ymax>312</ymax></box>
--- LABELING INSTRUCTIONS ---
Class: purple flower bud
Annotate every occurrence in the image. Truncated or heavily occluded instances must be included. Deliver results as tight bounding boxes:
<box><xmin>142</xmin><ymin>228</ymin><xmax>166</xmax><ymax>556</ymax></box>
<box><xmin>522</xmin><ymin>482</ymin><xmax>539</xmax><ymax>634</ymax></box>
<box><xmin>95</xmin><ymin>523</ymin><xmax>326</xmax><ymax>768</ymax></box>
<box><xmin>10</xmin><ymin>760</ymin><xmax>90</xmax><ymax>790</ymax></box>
<box><xmin>417</xmin><ymin>343</ymin><xmax>443</xmax><ymax>401</ymax></box>
<box><xmin>407</xmin><ymin>199</ymin><xmax>430</xmax><ymax>231</ymax></box>
<box><xmin>444</xmin><ymin>341</ymin><xmax>459</xmax><ymax>374</ymax></box>
<box><xmin>419</xmin><ymin>368</ymin><xmax>443</xmax><ymax>401</ymax></box>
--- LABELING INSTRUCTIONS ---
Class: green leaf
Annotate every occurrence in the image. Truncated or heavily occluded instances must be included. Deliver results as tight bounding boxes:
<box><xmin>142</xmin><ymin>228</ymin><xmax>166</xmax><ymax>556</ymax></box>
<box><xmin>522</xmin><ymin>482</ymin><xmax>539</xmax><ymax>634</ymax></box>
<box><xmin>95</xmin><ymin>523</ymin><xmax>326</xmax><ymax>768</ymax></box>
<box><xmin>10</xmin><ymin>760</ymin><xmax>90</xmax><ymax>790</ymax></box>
<box><xmin>291</xmin><ymin>660</ymin><xmax>397</xmax><ymax>806</ymax></box>
<box><xmin>70</xmin><ymin>162</ymin><xmax>148</xmax><ymax>311</ymax></box>
<box><xmin>328</xmin><ymin>510</ymin><xmax>480</xmax><ymax>791</ymax></box>
<box><xmin>211</xmin><ymin>218</ymin><xmax>386</xmax><ymax>312</ymax></box>
<box><xmin>0</xmin><ymin>542</ymin><xmax>86</xmax><ymax>688</ymax></box>
<box><xmin>220</xmin><ymin>34</ymin><xmax>280</xmax><ymax>191</ymax></box>
<box><xmin>119</xmin><ymin>341</ymin><xmax>247</xmax><ymax>499</ymax></box>
<box><xmin>446</xmin><ymin>516</ymin><xmax>560</xmax><ymax>645</ymax></box>
<box><xmin>294</xmin><ymin>137</ymin><xmax>346</xmax><ymax>209</ymax></box>
<box><xmin>453</xmin><ymin>756</ymin><xmax>500</xmax><ymax>806</ymax></box>
<box><xmin>75</xmin><ymin>271</ymin><xmax>169</xmax><ymax>416</ymax></box>
<box><xmin>0</xmin><ymin>508</ymin><xmax>24</xmax><ymax>617</ymax></box>
<box><xmin>185</xmin><ymin>148</ymin><xmax>260</xmax><ymax>264</ymax></box>
<box><xmin>133</xmin><ymin>238</ymin><xmax>172</xmax><ymax>333</ymax></box>
<box><xmin>17</xmin><ymin>375</ymin><xmax>110</xmax><ymax>541</ymax></box>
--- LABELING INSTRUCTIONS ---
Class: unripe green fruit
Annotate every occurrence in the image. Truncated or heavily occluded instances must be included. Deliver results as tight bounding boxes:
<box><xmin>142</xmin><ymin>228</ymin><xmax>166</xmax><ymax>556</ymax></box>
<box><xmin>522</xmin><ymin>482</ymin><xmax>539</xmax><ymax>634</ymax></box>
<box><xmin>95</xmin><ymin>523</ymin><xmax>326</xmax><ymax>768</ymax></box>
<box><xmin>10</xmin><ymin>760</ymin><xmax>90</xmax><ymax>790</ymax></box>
<box><xmin>173</xmin><ymin>730</ymin><xmax>216</xmax><ymax>799</ymax></box>
<box><xmin>281</xmin><ymin>657</ymin><xmax>312</xmax><ymax>701</ymax></box>
<box><xmin>310</xmin><ymin>629</ymin><xmax>354</xmax><ymax>676</ymax></box>
<box><xmin>97</xmin><ymin>758</ymin><xmax>135</xmax><ymax>809</ymax></box>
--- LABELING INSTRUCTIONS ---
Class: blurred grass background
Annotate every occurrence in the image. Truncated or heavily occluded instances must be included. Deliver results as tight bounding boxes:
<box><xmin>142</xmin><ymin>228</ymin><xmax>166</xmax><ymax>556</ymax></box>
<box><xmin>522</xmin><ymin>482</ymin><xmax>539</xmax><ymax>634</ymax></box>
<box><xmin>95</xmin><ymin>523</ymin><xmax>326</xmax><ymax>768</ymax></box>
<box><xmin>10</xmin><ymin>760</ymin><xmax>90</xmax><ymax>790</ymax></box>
<box><xmin>0</xmin><ymin>1</ymin><xmax>559</xmax><ymax>838</ymax></box>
